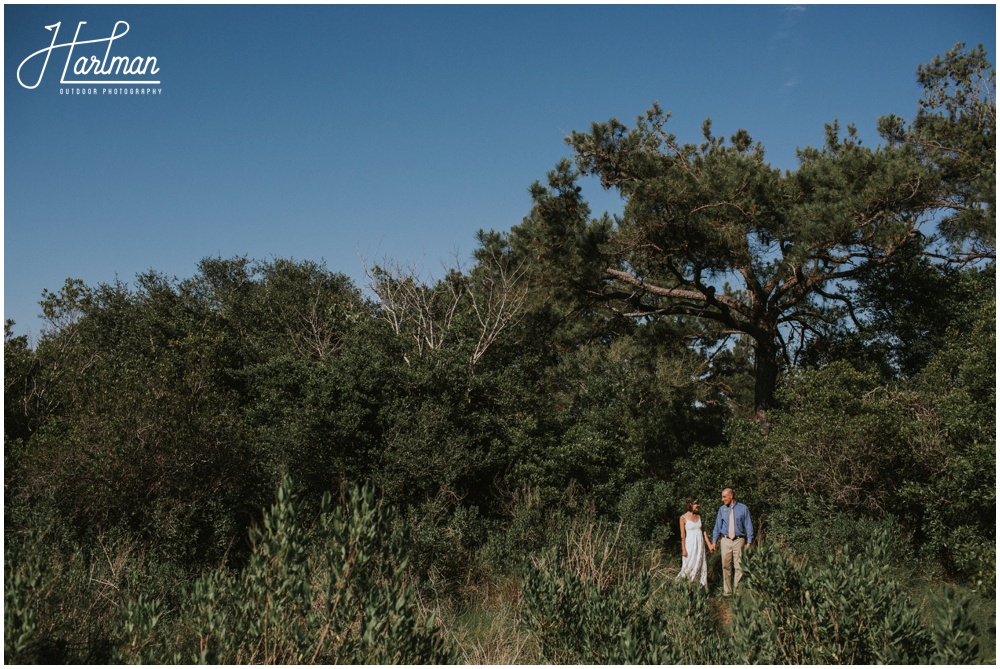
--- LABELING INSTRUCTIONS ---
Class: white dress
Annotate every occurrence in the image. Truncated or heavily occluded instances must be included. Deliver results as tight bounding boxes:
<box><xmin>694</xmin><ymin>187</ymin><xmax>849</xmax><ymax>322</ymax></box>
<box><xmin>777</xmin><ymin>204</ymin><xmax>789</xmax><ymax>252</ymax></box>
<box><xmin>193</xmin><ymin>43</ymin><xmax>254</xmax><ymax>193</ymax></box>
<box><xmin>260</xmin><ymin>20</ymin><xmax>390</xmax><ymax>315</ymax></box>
<box><xmin>676</xmin><ymin>517</ymin><xmax>707</xmax><ymax>586</ymax></box>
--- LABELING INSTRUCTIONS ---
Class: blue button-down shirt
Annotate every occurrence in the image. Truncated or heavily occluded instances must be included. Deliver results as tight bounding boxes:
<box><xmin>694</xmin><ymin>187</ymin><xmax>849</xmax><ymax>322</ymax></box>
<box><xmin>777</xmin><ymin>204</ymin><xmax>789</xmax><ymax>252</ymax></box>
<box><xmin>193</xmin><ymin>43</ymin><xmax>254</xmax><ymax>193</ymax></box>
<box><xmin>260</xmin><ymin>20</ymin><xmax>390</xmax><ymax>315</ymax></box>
<box><xmin>713</xmin><ymin>501</ymin><xmax>753</xmax><ymax>545</ymax></box>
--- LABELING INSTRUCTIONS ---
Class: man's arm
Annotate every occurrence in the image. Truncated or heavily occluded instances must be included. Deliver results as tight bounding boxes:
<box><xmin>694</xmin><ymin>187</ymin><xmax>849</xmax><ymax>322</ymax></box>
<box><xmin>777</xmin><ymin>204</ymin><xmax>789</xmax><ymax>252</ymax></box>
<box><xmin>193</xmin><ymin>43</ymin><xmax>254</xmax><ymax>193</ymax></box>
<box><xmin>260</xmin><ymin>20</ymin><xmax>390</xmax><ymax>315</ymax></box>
<box><xmin>712</xmin><ymin>510</ymin><xmax>723</xmax><ymax>544</ymax></box>
<box><xmin>744</xmin><ymin>505</ymin><xmax>754</xmax><ymax>545</ymax></box>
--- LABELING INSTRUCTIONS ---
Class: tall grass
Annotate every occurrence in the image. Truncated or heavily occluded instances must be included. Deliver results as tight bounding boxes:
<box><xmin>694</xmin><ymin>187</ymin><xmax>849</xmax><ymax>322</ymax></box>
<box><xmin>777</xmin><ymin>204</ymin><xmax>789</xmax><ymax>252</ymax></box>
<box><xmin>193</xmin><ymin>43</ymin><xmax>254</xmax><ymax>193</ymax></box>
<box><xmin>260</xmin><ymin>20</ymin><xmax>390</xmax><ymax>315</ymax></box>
<box><xmin>5</xmin><ymin>482</ymin><xmax>992</xmax><ymax>664</ymax></box>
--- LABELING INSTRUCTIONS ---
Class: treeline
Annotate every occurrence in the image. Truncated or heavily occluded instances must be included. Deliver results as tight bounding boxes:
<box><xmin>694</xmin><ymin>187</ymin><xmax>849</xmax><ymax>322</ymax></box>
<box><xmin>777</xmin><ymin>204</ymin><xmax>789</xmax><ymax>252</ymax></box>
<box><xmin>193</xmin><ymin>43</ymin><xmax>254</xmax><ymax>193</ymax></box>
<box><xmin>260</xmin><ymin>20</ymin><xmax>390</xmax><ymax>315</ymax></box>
<box><xmin>4</xmin><ymin>44</ymin><xmax>995</xmax><ymax>663</ymax></box>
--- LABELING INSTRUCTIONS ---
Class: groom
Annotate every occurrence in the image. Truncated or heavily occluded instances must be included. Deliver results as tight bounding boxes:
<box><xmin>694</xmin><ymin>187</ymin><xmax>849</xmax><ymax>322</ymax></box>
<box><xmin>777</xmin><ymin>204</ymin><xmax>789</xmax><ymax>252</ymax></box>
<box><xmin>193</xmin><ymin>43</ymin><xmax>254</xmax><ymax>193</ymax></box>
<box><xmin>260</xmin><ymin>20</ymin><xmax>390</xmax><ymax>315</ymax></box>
<box><xmin>711</xmin><ymin>487</ymin><xmax>753</xmax><ymax>596</ymax></box>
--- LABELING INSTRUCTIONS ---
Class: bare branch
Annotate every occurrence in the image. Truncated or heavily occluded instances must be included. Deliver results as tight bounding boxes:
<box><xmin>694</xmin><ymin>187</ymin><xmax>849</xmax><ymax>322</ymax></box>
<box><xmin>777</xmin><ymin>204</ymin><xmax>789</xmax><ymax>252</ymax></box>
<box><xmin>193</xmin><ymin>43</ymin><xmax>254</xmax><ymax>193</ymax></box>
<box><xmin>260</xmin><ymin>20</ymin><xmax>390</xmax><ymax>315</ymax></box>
<box><xmin>468</xmin><ymin>247</ymin><xmax>529</xmax><ymax>371</ymax></box>
<box><xmin>362</xmin><ymin>256</ymin><xmax>463</xmax><ymax>363</ymax></box>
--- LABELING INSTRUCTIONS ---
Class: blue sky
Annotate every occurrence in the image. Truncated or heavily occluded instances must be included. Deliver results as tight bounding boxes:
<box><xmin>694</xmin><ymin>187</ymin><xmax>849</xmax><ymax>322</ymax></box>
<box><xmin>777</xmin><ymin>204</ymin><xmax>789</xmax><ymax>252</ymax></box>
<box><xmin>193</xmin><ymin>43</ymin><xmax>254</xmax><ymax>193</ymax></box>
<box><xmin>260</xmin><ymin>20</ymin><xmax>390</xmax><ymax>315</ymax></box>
<box><xmin>4</xmin><ymin>4</ymin><xmax>995</xmax><ymax>340</ymax></box>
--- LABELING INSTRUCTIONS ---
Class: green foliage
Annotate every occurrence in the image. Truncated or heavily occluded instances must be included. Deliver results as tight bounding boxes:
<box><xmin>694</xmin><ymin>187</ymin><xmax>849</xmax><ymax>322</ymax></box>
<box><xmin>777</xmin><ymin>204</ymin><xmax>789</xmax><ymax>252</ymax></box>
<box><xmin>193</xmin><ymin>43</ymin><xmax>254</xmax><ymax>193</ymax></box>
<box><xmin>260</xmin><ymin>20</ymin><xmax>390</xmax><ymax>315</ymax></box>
<box><xmin>522</xmin><ymin>549</ymin><xmax>677</xmax><ymax>664</ymax></box>
<box><xmin>15</xmin><ymin>271</ymin><xmax>258</xmax><ymax>564</ymax></box>
<box><xmin>668</xmin><ymin>417</ymin><xmax>769</xmax><ymax>520</ymax></box>
<box><xmin>900</xmin><ymin>295</ymin><xmax>996</xmax><ymax>586</ymax></box>
<box><xmin>5</xmin><ymin>478</ymin><xmax>457</xmax><ymax>664</ymax></box>
<box><xmin>615</xmin><ymin>478</ymin><xmax>678</xmax><ymax>552</ymax></box>
<box><xmin>519</xmin><ymin>511</ymin><xmax>726</xmax><ymax>664</ymax></box>
<box><xmin>395</xmin><ymin>496</ymin><xmax>486</xmax><ymax>592</ymax></box>
<box><xmin>221</xmin><ymin>476</ymin><xmax>314</xmax><ymax>663</ymax></box>
<box><xmin>729</xmin><ymin>531</ymin><xmax>979</xmax><ymax>664</ymax></box>
<box><xmin>563</xmin><ymin>101</ymin><xmax>933</xmax><ymax>412</ymax></box>
<box><xmin>880</xmin><ymin>43</ymin><xmax>995</xmax><ymax>257</ymax></box>
<box><xmin>763</xmin><ymin>495</ymin><xmax>901</xmax><ymax>564</ymax></box>
<box><xmin>929</xmin><ymin>586</ymin><xmax>982</xmax><ymax>664</ymax></box>
<box><xmin>724</xmin><ymin>325</ymin><xmax>995</xmax><ymax>588</ymax></box>
<box><xmin>480</xmin><ymin>486</ymin><xmax>569</xmax><ymax>574</ymax></box>
<box><xmin>4</xmin><ymin>320</ymin><xmax>36</xmax><ymax>445</ymax></box>
<box><xmin>4</xmin><ymin>536</ymin><xmax>45</xmax><ymax>662</ymax></box>
<box><xmin>3</xmin><ymin>521</ymin><xmax>186</xmax><ymax>664</ymax></box>
<box><xmin>488</xmin><ymin>158</ymin><xmax>614</xmax><ymax>335</ymax></box>
<box><xmin>800</xmin><ymin>252</ymin><xmax>994</xmax><ymax>387</ymax></box>
<box><xmin>749</xmin><ymin>362</ymin><xmax>912</xmax><ymax>512</ymax></box>
<box><xmin>113</xmin><ymin>593</ymin><xmax>165</xmax><ymax>664</ymax></box>
<box><xmin>502</xmin><ymin>318</ymin><xmax>723</xmax><ymax>522</ymax></box>
<box><xmin>179</xmin><ymin>477</ymin><xmax>455</xmax><ymax>664</ymax></box>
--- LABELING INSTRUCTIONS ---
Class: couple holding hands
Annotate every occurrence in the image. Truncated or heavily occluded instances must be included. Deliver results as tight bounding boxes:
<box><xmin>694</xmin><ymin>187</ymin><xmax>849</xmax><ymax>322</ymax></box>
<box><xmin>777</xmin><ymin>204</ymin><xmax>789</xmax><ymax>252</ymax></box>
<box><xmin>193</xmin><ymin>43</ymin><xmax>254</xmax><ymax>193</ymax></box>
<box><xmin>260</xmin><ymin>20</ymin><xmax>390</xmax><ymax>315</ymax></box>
<box><xmin>676</xmin><ymin>488</ymin><xmax>753</xmax><ymax>595</ymax></box>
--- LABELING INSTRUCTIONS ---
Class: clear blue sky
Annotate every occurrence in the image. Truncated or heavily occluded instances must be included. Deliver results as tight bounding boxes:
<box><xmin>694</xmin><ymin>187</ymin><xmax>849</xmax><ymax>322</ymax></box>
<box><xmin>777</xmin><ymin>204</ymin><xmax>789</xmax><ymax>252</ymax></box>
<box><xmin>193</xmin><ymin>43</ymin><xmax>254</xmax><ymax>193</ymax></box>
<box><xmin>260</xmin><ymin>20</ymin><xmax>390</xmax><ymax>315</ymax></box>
<box><xmin>5</xmin><ymin>4</ymin><xmax>995</xmax><ymax>340</ymax></box>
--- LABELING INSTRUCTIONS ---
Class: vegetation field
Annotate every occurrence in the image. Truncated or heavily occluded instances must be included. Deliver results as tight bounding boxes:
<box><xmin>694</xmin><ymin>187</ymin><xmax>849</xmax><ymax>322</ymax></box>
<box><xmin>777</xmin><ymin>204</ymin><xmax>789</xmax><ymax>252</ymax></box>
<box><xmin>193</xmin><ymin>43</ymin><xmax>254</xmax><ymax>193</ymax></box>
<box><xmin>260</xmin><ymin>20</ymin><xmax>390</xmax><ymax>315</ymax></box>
<box><xmin>5</xmin><ymin>45</ymin><xmax>995</xmax><ymax>664</ymax></box>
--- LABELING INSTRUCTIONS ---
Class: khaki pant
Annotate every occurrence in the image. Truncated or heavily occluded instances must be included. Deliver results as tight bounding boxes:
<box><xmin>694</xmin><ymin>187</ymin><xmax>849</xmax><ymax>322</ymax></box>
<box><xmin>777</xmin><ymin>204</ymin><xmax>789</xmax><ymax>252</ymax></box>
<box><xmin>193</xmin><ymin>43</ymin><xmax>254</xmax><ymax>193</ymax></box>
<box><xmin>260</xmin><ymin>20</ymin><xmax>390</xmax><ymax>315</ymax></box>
<box><xmin>720</xmin><ymin>536</ymin><xmax>745</xmax><ymax>595</ymax></box>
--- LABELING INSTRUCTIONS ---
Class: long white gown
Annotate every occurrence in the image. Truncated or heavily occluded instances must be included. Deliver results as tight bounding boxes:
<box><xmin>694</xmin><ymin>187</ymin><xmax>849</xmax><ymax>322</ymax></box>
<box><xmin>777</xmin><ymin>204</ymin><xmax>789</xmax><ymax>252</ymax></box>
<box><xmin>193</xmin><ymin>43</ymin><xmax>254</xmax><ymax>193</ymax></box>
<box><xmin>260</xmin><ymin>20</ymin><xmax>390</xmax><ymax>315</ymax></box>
<box><xmin>676</xmin><ymin>517</ymin><xmax>708</xmax><ymax>586</ymax></box>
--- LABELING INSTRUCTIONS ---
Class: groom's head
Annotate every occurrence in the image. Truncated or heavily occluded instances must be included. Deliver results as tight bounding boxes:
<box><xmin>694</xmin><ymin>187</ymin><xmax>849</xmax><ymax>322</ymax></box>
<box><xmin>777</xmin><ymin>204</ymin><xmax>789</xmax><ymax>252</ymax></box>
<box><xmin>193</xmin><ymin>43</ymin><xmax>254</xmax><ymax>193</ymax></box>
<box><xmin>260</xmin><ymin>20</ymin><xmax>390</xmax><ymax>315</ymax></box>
<box><xmin>721</xmin><ymin>488</ymin><xmax>734</xmax><ymax>506</ymax></box>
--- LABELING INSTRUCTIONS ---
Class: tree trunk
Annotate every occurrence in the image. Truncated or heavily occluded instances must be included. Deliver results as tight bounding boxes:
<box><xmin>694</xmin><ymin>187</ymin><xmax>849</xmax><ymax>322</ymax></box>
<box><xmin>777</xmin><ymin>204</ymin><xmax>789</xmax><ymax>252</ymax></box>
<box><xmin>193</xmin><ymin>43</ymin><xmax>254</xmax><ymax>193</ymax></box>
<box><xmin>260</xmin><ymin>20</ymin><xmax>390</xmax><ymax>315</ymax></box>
<box><xmin>753</xmin><ymin>335</ymin><xmax>781</xmax><ymax>420</ymax></box>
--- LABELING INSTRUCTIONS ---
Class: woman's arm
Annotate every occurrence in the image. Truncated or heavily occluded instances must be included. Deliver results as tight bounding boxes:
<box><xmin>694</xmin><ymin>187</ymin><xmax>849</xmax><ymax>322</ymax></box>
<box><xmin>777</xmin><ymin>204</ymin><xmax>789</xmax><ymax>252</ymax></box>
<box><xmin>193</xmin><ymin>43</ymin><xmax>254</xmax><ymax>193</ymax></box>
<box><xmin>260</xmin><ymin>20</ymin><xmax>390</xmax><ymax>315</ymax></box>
<box><xmin>680</xmin><ymin>517</ymin><xmax>688</xmax><ymax>557</ymax></box>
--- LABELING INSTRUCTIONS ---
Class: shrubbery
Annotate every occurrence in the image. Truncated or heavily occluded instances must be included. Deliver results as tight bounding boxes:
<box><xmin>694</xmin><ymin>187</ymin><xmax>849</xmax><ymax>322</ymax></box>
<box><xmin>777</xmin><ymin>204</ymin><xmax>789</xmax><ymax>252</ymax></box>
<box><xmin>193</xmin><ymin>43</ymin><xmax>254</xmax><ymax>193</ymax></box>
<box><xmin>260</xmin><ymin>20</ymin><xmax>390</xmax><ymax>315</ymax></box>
<box><xmin>519</xmin><ymin>526</ymin><xmax>981</xmax><ymax>665</ymax></box>
<box><xmin>4</xmin><ymin>479</ymin><xmax>455</xmax><ymax>664</ymax></box>
<box><xmin>5</xmin><ymin>474</ymin><xmax>992</xmax><ymax>664</ymax></box>
<box><xmin>729</xmin><ymin>532</ymin><xmax>980</xmax><ymax>664</ymax></box>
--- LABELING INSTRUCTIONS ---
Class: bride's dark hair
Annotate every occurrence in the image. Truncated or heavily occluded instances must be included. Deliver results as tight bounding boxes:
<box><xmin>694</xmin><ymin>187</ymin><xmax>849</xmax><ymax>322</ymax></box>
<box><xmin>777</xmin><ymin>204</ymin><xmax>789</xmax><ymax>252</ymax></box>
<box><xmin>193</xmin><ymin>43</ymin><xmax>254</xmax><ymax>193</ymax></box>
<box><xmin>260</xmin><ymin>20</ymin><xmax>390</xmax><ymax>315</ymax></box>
<box><xmin>685</xmin><ymin>496</ymin><xmax>699</xmax><ymax>512</ymax></box>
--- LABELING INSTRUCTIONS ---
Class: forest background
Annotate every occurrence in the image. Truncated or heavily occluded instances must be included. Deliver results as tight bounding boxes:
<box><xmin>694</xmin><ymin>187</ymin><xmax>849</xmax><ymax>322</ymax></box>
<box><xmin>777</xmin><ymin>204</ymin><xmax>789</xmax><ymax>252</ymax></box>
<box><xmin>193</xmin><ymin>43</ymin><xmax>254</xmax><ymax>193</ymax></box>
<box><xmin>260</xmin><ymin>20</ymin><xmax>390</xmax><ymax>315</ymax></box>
<box><xmin>4</xmin><ymin>43</ymin><xmax>996</xmax><ymax>663</ymax></box>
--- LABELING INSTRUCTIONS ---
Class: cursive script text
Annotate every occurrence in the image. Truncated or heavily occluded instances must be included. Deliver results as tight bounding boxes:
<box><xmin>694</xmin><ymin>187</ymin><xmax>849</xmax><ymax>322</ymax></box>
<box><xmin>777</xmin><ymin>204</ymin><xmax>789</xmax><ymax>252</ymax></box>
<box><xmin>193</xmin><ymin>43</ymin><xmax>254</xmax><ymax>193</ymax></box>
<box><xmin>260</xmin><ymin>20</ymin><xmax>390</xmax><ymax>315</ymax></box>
<box><xmin>17</xmin><ymin>21</ymin><xmax>160</xmax><ymax>89</ymax></box>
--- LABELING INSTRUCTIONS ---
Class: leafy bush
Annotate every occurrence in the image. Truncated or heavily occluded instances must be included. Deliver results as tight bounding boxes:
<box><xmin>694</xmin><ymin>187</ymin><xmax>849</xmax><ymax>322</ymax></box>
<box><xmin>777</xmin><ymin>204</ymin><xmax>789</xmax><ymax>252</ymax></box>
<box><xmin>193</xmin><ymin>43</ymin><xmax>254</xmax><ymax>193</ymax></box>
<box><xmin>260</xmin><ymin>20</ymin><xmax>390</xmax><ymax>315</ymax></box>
<box><xmin>729</xmin><ymin>530</ymin><xmax>979</xmax><ymax>664</ymax></box>
<box><xmin>519</xmin><ymin>513</ymin><xmax>724</xmax><ymax>664</ymax></box>
<box><xmin>763</xmin><ymin>495</ymin><xmax>901</xmax><ymax>563</ymax></box>
<box><xmin>521</xmin><ymin>546</ymin><xmax>677</xmax><ymax>664</ymax></box>
<box><xmin>900</xmin><ymin>297</ymin><xmax>996</xmax><ymax>587</ymax></box>
<box><xmin>480</xmin><ymin>485</ymin><xmax>577</xmax><ymax>575</ymax></box>
<box><xmin>3</xmin><ymin>521</ymin><xmax>185</xmax><ymax>664</ymax></box>
<box><xmin>176</xmin><ymin>477</ymin><xmax>455</xmax><ymax>664</ymax></box>
<box><xmin>615</xmin><ymin>478</ymin><xmax>677</xmax><ymax>554</ymax></box>
<box><xmin>4</xmin><ymin>479</ymin><xmax>456</xmax><ymax>664</ymax></box>
<box><xmin>4</xmin><ymin>537</ymin><xmax>44</xmax><ymax>662</ymax></box>
<box><xmin>392</xmin><ymin>493</ymin><xmax>487</xmax><ymax>597</ymax></box>
<box><xmin>748</xmin><ymin>363</ymin><xmax>914</xmax><ymax>513</ymax></box>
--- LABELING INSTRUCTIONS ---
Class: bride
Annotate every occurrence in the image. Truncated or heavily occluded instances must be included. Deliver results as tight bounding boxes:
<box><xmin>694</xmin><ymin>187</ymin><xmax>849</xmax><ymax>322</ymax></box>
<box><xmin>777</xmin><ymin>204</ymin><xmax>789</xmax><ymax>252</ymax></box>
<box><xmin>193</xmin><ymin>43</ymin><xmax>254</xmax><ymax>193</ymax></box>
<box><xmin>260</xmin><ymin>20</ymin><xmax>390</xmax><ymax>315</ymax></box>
<box><xmin>676</xmin><ymin>496</ymin><xmax>713</xmax><ymax>586</ymax></box>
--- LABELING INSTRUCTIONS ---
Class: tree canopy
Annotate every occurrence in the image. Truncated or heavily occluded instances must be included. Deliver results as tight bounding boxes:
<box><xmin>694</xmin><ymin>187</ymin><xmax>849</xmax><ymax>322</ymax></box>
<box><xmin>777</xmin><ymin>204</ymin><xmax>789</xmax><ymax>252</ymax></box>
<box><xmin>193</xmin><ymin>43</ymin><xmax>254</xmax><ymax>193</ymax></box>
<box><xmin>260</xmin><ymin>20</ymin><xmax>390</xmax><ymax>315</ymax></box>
<box><xmin>491</xmin><ymin>44</ymin><xmax>995</xmax><ymax>416</ymax></box>
<box><xmin>879</xmin><ymin>42</ymin><xmax>996</xmax><ymax>259</ymax></box>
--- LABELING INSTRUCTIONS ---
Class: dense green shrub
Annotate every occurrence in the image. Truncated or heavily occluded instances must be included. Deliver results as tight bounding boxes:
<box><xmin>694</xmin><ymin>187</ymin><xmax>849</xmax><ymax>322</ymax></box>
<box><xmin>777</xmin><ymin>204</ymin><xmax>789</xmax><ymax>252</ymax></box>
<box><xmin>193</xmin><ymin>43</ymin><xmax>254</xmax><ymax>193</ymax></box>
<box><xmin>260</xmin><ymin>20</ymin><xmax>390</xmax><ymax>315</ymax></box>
<box><xmin>3</xmin><ymin>521</ymin><xmax>185</xmax><ymax>664</ymax></box>
<box><xmin>519</xmin><ymin>512</ymin><xmax>725</xmax><ymax>664</ymax></box>
<box><xmin>394</xmin><ymin>494</ymin><xmax>487</xmax><ymax>594</ymax></box>
<box><xmin>4</xmin><ymin>479</ymin><xmax>456</xmax><ymax>664</ymax></box>
<box><xmin>479</xmin><ymin>485</ymin><xmax>578</xmax><ymax>575</ymax></box>
<box><xmin>615</xmin><ymin>478</ymin><xmax>678</xmax><ymax>554</ymax></box>
<box><xmin>739</xmin><ymin>362</ymin><xmax>914</xmax><ymax>513</ymax></box>
<box><xmin>518</xmin><ymin>520</ymin><xmax>983</xmax><ymax>665</ymax></box>
<box><xmin>176</xmin><ymin>478</ymin><xmax>455</xmax><ymax>664</ymax></box>
<box><xmin>729</xmin><ymin>531</ymin><xmax>979</xmax><ymax>664</ymax></box>
<box><xmin>763</xmin><ymin>495</ymin><xmax>902</xmax><ymax>563</ymax></box>
<box><xmin>521</xmin><ymin>547</ymin><xmax>678</xmax><ymax>664</ymax></box>
<box><xmin>4</xmin><ymin>538</ymin><xmax>44</xmax><ymax>662</ymax></box>
<box><xmin>900</xmin><ymin>297</ymin><xmax>996</xmax><ymax>587</ymax></box>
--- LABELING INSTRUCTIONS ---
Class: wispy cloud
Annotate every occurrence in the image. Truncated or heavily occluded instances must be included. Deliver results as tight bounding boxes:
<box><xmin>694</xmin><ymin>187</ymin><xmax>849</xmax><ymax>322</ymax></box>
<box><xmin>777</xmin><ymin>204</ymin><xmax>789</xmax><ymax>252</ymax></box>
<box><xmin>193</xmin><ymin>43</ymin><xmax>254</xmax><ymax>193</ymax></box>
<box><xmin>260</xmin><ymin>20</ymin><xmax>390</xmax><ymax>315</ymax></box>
<box><xmin>774</xmin><ymin>6</ymin><xmax>806</xmax><ymax>40</ymax></box>
<box><xmin>772</xmin><ymin>6</ymin><xmax>807</xmax><ymax>101</ymax></box>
